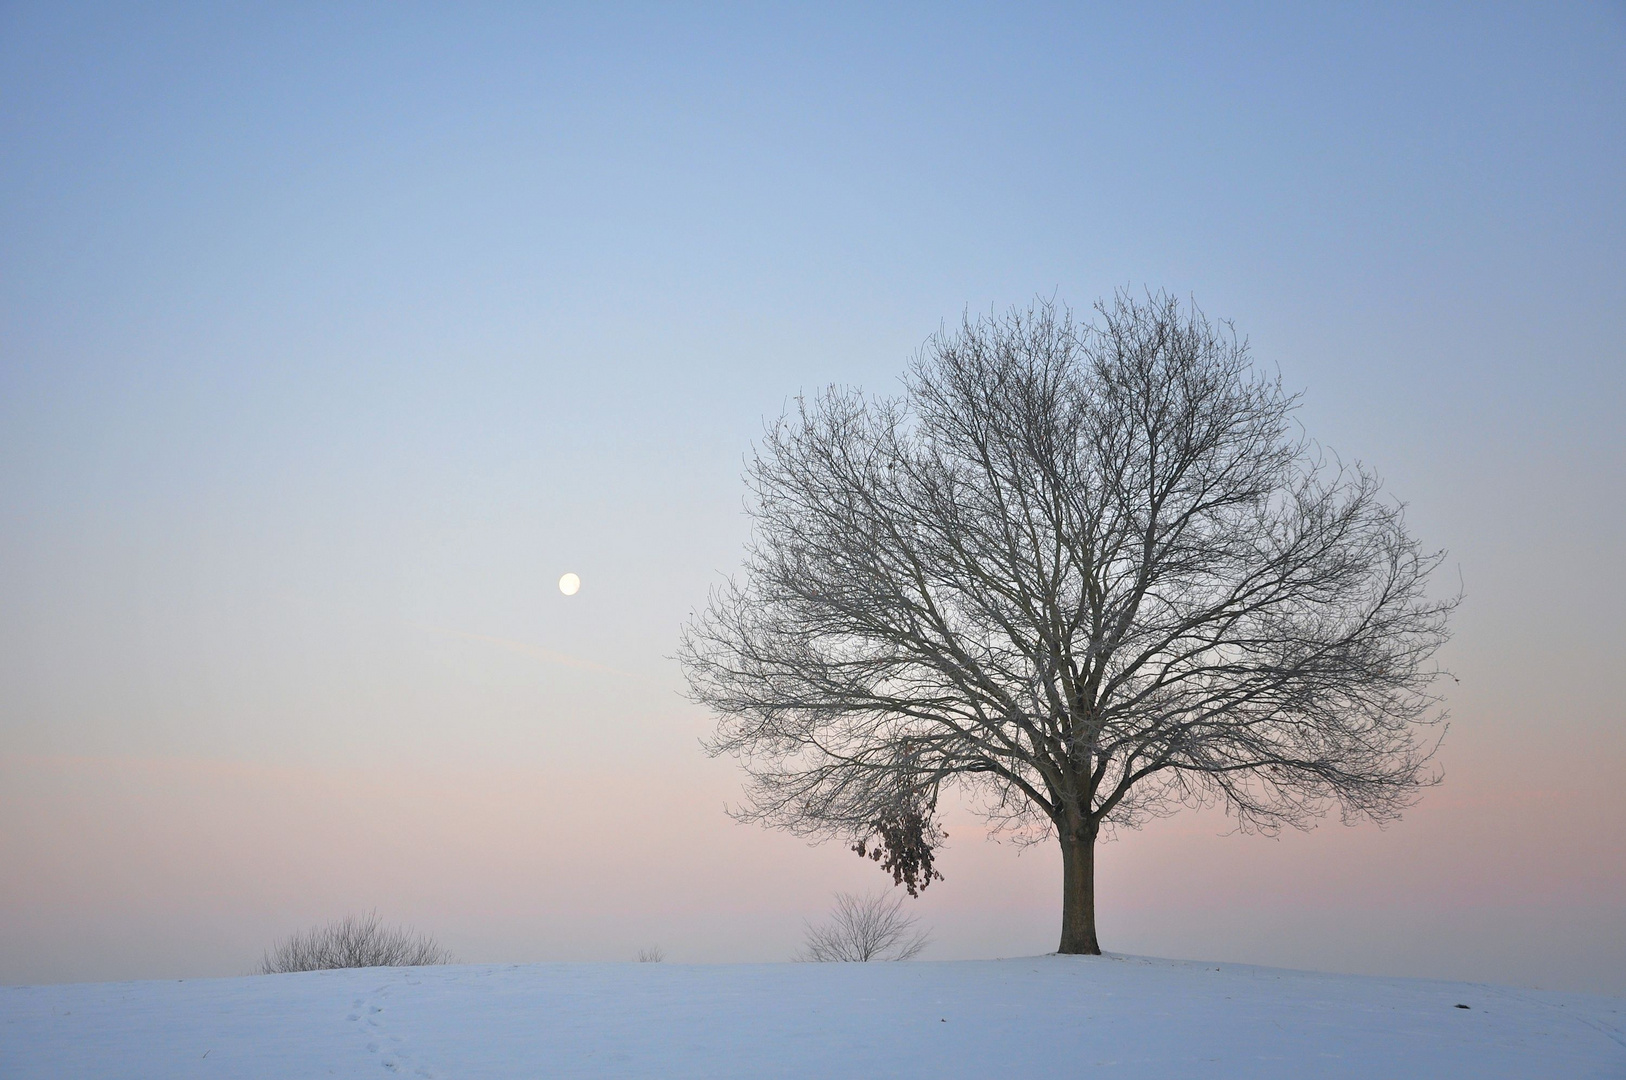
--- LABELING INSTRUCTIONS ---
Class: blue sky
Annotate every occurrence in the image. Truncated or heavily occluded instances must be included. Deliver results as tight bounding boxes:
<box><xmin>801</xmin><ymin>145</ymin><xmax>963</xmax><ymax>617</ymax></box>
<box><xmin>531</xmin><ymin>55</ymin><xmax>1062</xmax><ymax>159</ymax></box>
<box><xmin>2</xmin><ymin>3</ymin><xmax>1623</xmax><ymax>990</ymax></box>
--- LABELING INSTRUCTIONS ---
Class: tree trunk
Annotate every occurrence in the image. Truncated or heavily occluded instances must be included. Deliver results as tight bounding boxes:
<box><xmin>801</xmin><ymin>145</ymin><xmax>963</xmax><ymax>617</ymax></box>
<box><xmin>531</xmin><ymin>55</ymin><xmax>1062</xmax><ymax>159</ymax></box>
<box><xmin>1057</xmin><ymin>827</ymin><xmax>1101</xmax><ymax>955</ymax></box>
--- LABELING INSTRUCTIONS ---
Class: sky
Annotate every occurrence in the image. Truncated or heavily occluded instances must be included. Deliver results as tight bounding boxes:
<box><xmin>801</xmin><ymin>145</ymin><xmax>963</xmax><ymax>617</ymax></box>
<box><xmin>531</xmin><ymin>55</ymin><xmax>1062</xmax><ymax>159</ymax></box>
<box><xmin>1</xmin><ymin>3</ymin><xmax>1623</xmax><ymax>994</ymax></box>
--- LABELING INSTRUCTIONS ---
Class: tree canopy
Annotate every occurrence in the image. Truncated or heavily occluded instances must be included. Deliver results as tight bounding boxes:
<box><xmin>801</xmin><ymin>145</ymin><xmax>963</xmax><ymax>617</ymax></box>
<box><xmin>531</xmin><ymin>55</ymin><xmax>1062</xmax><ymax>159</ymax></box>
<box><xmin>680</xmin><ymin>293</ymin><xmax>1455</xmax><ymax>953</ymax></box>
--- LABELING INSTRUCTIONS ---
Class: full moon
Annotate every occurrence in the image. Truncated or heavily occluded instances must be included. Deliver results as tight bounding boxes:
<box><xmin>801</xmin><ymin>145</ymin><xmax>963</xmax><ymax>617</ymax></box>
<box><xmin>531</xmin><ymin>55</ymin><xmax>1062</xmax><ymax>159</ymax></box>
<box><xmin>558</xmin><ymin>572</ymin><xmax>580</xmax><ymax>596</ymax></box>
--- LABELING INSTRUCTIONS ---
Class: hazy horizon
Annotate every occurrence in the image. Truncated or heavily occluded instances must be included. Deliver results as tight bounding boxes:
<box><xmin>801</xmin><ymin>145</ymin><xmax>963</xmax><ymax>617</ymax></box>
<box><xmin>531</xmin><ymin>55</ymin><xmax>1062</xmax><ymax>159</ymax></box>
<box><xmin>2</xmin><ymin>4</ymin><xmax>1622</xmax><ymax>993</ymax></box>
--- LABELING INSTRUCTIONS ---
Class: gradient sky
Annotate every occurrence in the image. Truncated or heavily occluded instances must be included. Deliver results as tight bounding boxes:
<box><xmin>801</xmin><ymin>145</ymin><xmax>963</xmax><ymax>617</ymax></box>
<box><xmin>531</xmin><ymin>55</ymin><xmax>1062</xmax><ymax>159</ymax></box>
<box><xmin>2</xmin><ymin>3</ymin><xmax>1623</xmax><ymax>994</ymax></box>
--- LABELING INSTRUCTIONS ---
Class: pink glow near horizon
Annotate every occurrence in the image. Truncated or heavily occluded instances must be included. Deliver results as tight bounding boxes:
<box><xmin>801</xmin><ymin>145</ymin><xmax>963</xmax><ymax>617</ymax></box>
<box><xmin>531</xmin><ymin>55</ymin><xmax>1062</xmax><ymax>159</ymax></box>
<box><xmin>5</xmin><ymin>702</ymin><xmax>1621</xmax><ymax>992</ymax></box>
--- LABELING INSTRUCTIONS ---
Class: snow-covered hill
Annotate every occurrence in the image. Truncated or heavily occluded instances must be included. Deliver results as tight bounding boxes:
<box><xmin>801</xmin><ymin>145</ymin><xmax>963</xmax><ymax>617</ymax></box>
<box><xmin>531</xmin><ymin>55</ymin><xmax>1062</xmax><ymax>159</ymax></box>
<box><xmin>3</xmin><ymin>954</ymin><xmax>1621</xmax><ymax>1078</ymax></box>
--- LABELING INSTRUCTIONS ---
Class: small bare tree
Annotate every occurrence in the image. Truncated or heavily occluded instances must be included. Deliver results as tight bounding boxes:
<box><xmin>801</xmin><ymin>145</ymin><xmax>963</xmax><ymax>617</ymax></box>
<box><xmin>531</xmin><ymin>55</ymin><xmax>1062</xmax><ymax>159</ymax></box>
<box><xmin>636</xmin><ymin>945</ymin><xmax>666</xmax><ymax>962</ymax></box>
<box><xmin>681</xmin><ymin>292</ymin><xmax>1455</xmax><ymax>955</ymax></box>
<box><xmin>259</xmin><ymin>911</ymin><xmax>453</xmax><ymax>973</ymax></box>
<box><xmin>801</xmin><ymin>890</ymin><xmax>932</xmax><ymax>962</ymax></box>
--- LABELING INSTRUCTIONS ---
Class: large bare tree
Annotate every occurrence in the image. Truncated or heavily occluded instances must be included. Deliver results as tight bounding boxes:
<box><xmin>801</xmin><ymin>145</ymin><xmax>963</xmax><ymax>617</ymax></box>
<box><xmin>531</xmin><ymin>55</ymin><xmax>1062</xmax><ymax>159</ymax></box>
<box><xmin>680</xmin><ymin>293</ymin><xmax>1455</xmax><ymax>954</ymax></box>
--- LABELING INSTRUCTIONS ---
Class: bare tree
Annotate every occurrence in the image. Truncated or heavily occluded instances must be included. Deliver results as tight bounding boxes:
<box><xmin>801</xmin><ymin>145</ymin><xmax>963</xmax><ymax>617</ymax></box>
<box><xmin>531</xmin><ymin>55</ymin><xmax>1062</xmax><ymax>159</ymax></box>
<box><xmin>636</xmin><ymin>945</ymin><xmax>666</xmax><ymax>962</ymax></box>
<box><xmin>800</xmin><ymin>890</ymin><xmax>932</xmax><ymax>962</ymax></box>
<box><xmin>259</xmin><ymin>911</ymin><xmax>453</xmax><ymax>973</ymax></box>
<box><xmin>680</xmin><ymin>292</ymin><xmax>1455</xmax><ymax>955</ymax></box>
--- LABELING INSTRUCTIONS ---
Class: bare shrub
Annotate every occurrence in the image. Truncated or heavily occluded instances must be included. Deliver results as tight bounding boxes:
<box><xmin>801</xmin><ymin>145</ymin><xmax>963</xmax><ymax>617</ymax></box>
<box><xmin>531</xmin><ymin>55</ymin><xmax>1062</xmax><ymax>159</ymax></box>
<box><xmin>259</xmin><ymin>911</ymin><xmax>453</xmax><ymax>974</ymax></box>
<box><xmin>800</xmin><ymin>890</ymin><xmax>931</xmax><ymax>962</ymax></box>
<box><xmin>636</xmin><ymin>945</ymin><xmax>665</xmax><ymax>962</ymax></box>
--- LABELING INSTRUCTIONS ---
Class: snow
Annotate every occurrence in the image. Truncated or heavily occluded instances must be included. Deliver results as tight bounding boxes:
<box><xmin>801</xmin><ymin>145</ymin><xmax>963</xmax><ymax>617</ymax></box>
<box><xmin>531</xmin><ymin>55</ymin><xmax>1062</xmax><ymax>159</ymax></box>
<box><xmin>3</xmin><ymin>955</ymin><xmax>1621</xmax><ymax>1079</ymax></box>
